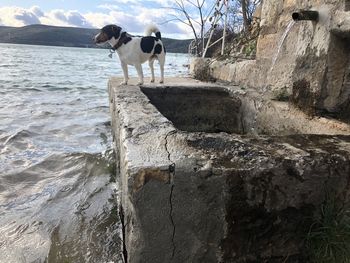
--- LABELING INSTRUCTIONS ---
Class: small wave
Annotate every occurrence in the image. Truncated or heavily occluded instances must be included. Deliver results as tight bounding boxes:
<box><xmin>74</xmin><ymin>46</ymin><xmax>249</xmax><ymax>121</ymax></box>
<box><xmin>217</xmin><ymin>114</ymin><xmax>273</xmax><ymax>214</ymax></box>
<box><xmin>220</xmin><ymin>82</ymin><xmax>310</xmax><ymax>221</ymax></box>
<box><xmin>36</xmin><ymin>110</ymin><xmax>54</xmax><ymax>116</ymax></box>
<box><xmin>24</xmin><ymin>87</ymin><xmax>43</xmax><ymax>92</ymax></box>
<box><xmin>75</xmin><ymin>86</ymin><xmax>91</xmax><ymax>91</ymax></box>
<box><xmin>0</xmin><ymin>64</ymin><xmax>14</xmax><ymax>68</ymax></box>
<box><xmin>0</xmin><ymin>149</ymin><xmax>121</xmax><ymax>263</ymax></box>
<box><xmin>40</xmin><ymin>84</ymin><xmax>71</xmax><ymax>91</ymax></box>
<box><xmin>56</xmin><ymin>80</ymin><xmax>75</xmax><ymax>85</ymax></box>
<box><xmin>87</xmin><ymin>105</ymin><xmax>109</xmax><ymax>110</ymax></box>
<box><xmin>0</xmin><ymin>182</ymin><xmax>56</xmax><ymax>211</ymax></box>
<box><xmin>49</xmin><ymin>86</ymin><xmax>71</xmax><ymax>91</ymax></box>
<box><xmin>41</xmin><ymin>84</ymin><xmax>55</xmax><ymax>88</ymax></box>
<box><xmin>3</xmin><ymin>129</ymin><xmax>38</xmax><ymax>145</ymax></box>
<box><xmin>0</xmin><ymin>80</ymin><xmax>14</xmax><ymax>84</ymax></box>
<box><xmin>0</xmin><ymin>150</ymin><xmax>117</xmax><ymax>216</ymax></box>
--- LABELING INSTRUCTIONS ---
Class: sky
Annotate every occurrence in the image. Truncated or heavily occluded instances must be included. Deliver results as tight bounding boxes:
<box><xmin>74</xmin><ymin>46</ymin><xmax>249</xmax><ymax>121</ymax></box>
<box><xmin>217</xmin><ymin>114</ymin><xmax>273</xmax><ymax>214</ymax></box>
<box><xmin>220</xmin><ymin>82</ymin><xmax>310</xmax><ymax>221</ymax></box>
<box><xmin>0</xmin><ymin>0</ymin><xmax>195</xmax><ymax>39</ymax></box>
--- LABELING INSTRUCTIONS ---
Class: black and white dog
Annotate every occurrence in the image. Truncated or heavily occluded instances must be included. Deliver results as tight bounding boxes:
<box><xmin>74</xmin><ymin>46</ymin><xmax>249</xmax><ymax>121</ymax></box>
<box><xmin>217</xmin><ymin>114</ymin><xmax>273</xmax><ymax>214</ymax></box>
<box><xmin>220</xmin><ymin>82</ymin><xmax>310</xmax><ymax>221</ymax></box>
<box><xmin>94</xmin><ymin>24</ymin><xmax>166</xmax><ymax>85</ymax></box>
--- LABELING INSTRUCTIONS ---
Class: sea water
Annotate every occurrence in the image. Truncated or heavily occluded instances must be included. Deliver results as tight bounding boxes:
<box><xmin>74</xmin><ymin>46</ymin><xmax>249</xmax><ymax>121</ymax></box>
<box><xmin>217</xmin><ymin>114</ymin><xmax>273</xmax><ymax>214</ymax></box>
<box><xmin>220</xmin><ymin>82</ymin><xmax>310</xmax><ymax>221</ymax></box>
<box><xmin>0</xmin><ymin>43</ymin><xmax>190</xmax><ymax>263</ymax></box>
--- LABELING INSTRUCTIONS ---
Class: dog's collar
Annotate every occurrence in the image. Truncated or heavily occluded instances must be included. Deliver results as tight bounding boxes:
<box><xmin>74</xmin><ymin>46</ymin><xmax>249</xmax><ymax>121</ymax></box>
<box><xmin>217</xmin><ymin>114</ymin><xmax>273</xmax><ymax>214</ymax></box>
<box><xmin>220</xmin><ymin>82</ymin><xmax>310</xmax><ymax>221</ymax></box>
<box><xmin>111</xmin><ymin>32</ymin><xmax>132</xmax><ymax>51</ymax></box>
<box><xmin>112</xmin><ymin>39</ymin><xmax>123</xmax><ymax>51</ymax></box>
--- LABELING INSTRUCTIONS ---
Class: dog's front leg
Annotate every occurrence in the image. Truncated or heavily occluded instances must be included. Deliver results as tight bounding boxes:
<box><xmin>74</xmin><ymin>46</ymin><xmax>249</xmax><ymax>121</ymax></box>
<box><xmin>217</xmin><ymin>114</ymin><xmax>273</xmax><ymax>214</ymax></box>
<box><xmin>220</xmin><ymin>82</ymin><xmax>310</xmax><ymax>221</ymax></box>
<box><xmin>135</xmin><ymin>64</ymin><xmax>144</xmax><ymax>85</ymax></box>
<box><xmin>149</xmin><ymin>59</ymin><xmax>155</xmax><ymax>83</ymax></box>
<box><xmin>120</xmin><ymin>62</ymin><xmax>129</xmax><ymax>85</ymax></box>
<box><xmin>158</xmin><ymin>55</ymin><xmax>165</xmax><ymax>84</ymax></box>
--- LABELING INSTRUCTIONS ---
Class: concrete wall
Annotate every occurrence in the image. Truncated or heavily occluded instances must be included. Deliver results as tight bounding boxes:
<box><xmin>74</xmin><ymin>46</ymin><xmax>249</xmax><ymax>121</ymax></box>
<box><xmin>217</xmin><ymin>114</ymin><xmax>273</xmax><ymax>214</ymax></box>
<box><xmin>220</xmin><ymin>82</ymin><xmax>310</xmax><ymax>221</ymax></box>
<box><xmin>109</xmin><ymin>77</ymin><xmax>350</xmax><ymax>262</ymax></box>
<box><xmin>191</xmin><ymin>0</ymin><xmax>350</xmax><ymax>120</ymax></box>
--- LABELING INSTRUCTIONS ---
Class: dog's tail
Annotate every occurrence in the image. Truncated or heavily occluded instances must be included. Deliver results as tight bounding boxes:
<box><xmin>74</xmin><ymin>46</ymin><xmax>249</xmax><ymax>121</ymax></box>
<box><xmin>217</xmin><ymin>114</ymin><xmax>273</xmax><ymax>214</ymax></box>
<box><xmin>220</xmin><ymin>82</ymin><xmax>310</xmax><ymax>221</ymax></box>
<box><xmin>145</xmin><ymin>24</ymin><xmax>161</xmax><ymax>40</ymax></box>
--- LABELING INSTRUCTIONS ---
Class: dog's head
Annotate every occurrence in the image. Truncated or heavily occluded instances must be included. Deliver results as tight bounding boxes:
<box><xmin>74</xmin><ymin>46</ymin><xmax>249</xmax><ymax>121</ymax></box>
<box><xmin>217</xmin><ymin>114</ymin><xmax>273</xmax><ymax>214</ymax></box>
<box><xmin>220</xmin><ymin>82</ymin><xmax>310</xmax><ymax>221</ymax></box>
<box><xmin>93</xmin><ymin>24</ymin><xmax>122</xmax><ymax>44</ymax></box>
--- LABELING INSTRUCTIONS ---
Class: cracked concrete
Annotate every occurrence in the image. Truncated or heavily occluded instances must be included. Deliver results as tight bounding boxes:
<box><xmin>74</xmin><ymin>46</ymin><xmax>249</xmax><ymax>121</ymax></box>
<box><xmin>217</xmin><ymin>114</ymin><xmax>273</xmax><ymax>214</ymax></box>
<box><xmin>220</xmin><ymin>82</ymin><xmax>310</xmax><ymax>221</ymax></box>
<box><xmin>109</xmin><ymin>77</ymin><xmax>350</xmax><ymax>262</ymax></box>
<box><xmin>165</xmin><ymin>130</ymin><xmax>176</xmax><ymax>259</ymax></box>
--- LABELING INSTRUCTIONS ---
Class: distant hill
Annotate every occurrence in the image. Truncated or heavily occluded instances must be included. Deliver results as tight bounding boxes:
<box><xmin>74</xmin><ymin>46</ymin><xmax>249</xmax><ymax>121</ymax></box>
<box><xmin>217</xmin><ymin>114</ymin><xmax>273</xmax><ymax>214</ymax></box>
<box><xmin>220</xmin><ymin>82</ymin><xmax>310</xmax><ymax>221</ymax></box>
<box><xmin>0</xmin><ymin>24</ymin><xmax>192</xmax><ymax>53</ymax></box>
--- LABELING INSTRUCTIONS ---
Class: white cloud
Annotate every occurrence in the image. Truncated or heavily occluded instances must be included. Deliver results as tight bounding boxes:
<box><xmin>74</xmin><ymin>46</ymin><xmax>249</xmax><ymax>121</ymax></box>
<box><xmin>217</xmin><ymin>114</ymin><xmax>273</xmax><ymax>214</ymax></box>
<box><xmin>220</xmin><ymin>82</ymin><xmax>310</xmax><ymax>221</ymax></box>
<box><xmin>14</xmin><ymin>11</ymin><xmax>40</xmax><ymax>25</ymax></box>
<box><xmin>67</xmin><ymin>11</ymin><xmax>91</xmax><ymax>27</ymax></box>
<box><xmin>0</xmin><ymin>5</ymin><xmax>192</xmax><ymax>39</ymax></box>
<box><xmin>0</xmin><ymin>6</ymin><xmax>91</xmax><ymax>28</ymax></box>
<box><xmin>0</xmin><ymin>7</ymin><xmax>38</xmax><ymax>26</ymax></box>
<box><xmin>30</xmin><ymin>6</ymin><xmax>44</xmax><ymax>17</ymax></box>
<box><xmin>97</xmin><ymin>4</ymin><xmax>122</xmax><ymax>12</ymax></box>
<box><xmin>40</xmin><ymin>9</ymin><xmax>92</xmax><ymax>27</ymax></box>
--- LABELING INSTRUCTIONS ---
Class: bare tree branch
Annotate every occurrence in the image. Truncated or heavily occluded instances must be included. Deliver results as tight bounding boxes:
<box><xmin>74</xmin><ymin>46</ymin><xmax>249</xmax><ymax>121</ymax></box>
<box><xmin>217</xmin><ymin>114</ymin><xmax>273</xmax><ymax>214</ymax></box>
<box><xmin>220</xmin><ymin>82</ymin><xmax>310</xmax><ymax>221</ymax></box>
<box><xmin>163</xmin><ymin>0</ymin><xmax>261</xmax><ymax>56</ymax></box>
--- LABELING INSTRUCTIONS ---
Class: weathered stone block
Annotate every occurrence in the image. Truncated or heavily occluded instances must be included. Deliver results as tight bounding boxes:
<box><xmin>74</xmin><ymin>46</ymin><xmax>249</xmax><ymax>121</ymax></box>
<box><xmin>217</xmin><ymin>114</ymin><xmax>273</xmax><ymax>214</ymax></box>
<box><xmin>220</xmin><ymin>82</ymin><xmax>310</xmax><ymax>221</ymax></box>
<box><xmin>109</xmin><ymin>77</ymin><xmax>350</xmax><ymax>263</ymax></box>
<box><xmin>331</xmin><ymin>11</ymin><xmax>350</xmax><ymax>37</ymax></box>
<box><xmin>256</xmin><ymin>33</ymin><xmax>276</xmax><ymax>61</ymax></box>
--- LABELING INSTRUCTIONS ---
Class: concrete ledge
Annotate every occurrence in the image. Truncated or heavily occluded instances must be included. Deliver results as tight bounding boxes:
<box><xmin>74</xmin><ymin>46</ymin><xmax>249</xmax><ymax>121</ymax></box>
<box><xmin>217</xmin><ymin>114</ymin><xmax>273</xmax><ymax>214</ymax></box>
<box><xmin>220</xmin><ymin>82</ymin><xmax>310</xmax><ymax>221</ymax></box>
<box><xmin>190</xmin><ymin>58</ymin><xmax>264</xmax><ymax>88</ymax></box>
<box><xmin>109</xmin><ymin>77</ymin><xmax>350</xmax><ymax>262</ymax></box>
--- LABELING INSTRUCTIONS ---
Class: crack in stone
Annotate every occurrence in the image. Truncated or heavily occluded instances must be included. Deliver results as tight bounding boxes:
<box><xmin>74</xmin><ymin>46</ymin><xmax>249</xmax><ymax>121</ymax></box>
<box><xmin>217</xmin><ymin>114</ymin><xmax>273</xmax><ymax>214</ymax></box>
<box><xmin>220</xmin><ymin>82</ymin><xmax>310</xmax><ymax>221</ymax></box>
<box><xmin>119</xmin><ymin>205</ymin><xmax>128</xmax><ymax>263</ymax></box>
<box><xmin>165</xmin><ymin>130</ymin><xmax>177</xmax><ymax>259</ymax></box>
<box><xmin>165</xmin><ymin>131</ymin><xmax>176</xmax><ymax>165</ymax></box>
<box><xmin>169</xmin><ymin>183</ymin><xmax>176</xmax><ymax>259</ymax></box>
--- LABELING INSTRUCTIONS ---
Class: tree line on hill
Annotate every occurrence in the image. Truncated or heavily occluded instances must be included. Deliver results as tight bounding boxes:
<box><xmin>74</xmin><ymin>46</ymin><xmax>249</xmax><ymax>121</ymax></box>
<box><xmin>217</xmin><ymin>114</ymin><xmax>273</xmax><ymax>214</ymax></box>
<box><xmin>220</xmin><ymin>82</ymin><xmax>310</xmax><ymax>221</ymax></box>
<box><xmin>0</xmin><ymin>24</ymin><xmax>192</xmax><ymax>54</ymax></box>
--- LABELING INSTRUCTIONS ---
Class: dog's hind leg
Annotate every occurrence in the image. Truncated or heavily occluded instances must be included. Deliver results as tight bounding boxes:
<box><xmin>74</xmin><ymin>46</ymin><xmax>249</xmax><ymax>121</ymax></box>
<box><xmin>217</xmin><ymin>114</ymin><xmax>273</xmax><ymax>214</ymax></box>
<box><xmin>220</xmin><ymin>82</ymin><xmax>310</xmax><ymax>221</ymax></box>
<box><xmin>158</xmin><ymin>54</ymin><xmax>165</xmax><ymax>84</ymax></box>
<box><xmin>135</xmin><ymin>63</ymin><xmax>144</xmax><ymax>85</ymax></box>
<box><xmin>120</xmin><ymin>61</ymin><xmax>129</xmax><ymax>85</ymax></box>
<box><xmin>149</xmin><ymin>59</ymin><xmax>155</xmax><ymax>83</ymax></box>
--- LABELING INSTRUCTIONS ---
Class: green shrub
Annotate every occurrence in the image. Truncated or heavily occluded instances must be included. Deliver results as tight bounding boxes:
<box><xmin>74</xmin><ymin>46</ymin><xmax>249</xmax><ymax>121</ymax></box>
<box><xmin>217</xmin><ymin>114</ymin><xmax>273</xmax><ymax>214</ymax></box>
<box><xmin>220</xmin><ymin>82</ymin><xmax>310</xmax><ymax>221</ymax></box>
<box><xmin>306</xmin><ymin>192</ymin><xmax>350</xmax><ymax>263</ymax></box>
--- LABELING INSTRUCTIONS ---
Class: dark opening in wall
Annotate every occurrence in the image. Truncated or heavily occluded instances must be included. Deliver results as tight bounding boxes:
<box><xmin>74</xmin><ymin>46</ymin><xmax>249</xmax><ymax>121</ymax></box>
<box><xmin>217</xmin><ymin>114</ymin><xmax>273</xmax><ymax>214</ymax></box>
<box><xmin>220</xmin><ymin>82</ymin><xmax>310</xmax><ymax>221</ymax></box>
<box><xmin>141</xmin><ymin>86</ymin><xmax>244</xmax><ymax>134</ymax></box>
<box><xmin>321</xmin><ymin>34</ymin><xmax>350</xmax><ymax>121</ymax></box>
<box><xmin>346</xmin><ymin>0</ymin><xmax>350</xmax><ymax>11</ymax></box>
<box><xmin>339</xmin><ymin>44</ymin><xmax>350</xmax><ymax>120</ymax></box>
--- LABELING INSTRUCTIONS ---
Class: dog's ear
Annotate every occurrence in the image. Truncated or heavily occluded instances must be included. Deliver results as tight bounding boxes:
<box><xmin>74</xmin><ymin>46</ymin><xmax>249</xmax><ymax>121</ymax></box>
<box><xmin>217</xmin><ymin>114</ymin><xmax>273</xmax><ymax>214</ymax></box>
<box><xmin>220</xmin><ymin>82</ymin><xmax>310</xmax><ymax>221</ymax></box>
<box><xmin>111</xmin><ymin>25</ymin><xmax>122</xmax><ymax>38</ymax></box>
<box><xmin>102</xmin><ymin>25</ymin><xmax>122</xmax><ymax>39</ymax></box>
